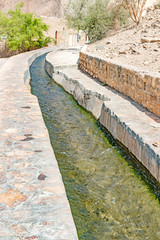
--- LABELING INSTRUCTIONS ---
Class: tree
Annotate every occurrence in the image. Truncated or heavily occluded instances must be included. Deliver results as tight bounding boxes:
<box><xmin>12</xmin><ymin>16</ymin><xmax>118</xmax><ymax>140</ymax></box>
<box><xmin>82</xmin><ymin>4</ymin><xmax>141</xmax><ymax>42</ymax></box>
<box><xmin>0</xmin><ymin>2</ymin><xmax>52</xmax><ymax>52</ymax></box>
<box><xmin>65</xmin><ymin>0</ymin><xmax>129</xmax><ymax>42</ymax></box>
<box><xmin>117</xmin><ymin>0</ymin><xmax>147</xmax><ymax>25</ymax></box>
<box><xmin>86</xmin><ymin>0</ymin><xmax>113</xmax><ymax>41</ymax></box>
<box><xmin>64</xmin><ymin>0</ymin><xmax>87</xmax><ymax>31</ymax></box>
<box><xmin>65</xmin><ymin>0</ymin><xmax>111</xmax><ymax>42</ymax></box>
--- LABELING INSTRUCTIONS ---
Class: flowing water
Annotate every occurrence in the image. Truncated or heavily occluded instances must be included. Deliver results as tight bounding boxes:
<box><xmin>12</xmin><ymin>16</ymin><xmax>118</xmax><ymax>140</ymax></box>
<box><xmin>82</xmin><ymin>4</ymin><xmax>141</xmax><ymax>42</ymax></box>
<box><xmin>30</xmin><ymin>54</ymin><xmax>160</xmax><ymax>240</ymax></box>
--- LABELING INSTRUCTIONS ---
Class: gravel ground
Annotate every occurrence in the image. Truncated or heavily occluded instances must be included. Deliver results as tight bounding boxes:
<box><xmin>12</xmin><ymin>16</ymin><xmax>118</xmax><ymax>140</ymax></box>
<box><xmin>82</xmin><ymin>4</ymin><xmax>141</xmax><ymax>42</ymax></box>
<box><xmin>87</xmin><ymin>6</ymin><xmax>160</xmax><ymax>74</ymax></box>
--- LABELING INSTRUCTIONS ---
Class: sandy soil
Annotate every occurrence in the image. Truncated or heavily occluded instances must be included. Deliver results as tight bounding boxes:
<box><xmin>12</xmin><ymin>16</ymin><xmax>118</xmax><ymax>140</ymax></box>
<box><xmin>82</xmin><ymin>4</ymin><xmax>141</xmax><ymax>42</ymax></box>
<box><xmin>87</xmin><ymin>6</ymin><xmax>160</xmax><ymax>74</ymax></box>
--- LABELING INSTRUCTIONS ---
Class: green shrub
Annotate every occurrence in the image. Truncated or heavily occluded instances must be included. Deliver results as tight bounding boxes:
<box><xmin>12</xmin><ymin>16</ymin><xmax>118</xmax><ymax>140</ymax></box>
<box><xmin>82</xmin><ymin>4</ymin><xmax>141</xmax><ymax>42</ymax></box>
<box><xmin>0</xmin><ymin>2</ymin><xmax>52</xmax><ymax>52</ymax></box>
<box><xmin>155</xmin><ymin>0</ymin><xmax>160</xmax><ymax>8</ymax></box>
<box><xmin>119</xmin><ymin>0</ymin><xmax>147</xmax><ymax>25</ymax></box>
<box><xmin>65</xmin><ymin>0</ymin><xmax>129</xmax><ymax>42</ymax></box>
<box><xmin>86</xmin><ymin>0</ymin><xmax>112</xmax><ymax>42</ymax></box>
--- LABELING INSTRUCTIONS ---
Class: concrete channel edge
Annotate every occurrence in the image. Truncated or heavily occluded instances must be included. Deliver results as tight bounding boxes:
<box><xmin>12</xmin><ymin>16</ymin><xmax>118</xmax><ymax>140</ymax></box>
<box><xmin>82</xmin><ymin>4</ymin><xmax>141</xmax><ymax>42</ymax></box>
<box><xmin>0</xmin><ymin>47</ymin><xmax>79</xmax><ymax>239</ymax></box>
<box><xmin>45</xmin><ymin>48</ymin><xmax>160</xmax><ymax>184</ymax></box>
<box><xmin>24</xmin><ymin>47</ymin><xmax>79</xmax><ymax>240</ymax></box>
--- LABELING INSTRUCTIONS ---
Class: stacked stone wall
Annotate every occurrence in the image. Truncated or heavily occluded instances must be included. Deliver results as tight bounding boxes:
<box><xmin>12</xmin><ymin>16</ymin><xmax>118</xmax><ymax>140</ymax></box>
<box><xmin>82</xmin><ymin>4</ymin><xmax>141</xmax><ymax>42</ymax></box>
<box><xmin>79</xmin><ymin>51</ymin><xmax>160</xmax><ymax>117</ymax></box>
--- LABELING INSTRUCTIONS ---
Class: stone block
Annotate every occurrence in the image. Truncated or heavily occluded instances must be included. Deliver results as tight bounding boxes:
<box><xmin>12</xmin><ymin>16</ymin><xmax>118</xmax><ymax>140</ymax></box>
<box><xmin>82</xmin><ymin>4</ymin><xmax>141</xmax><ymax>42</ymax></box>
<box><xmin>79</xmin><ymin>51</ymin><xmax>160</xmax><ymax>117</ymax></box>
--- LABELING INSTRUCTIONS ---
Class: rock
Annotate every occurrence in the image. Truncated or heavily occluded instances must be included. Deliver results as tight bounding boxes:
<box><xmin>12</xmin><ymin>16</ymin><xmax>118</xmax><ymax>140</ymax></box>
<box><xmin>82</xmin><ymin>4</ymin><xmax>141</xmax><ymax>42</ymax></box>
<box><xmin>119</xmin><ymin>51</ymin><xmax>126</xmax><ymax>55</ymax></box>
<box><xmin>34</xmin><ymin>150</ymin><xmax>42</xmax><ymax>152</ymax></box>
<box><xmin>151</xmin><ymin>23</ymin><xmax>160</xmax><ymax>28</ymax></box>
<box><xmin>97</xmin><ymin>45</ymin><xmax>105</xmax><ymax>50</ymax></box>
<box><xmin>21</xmin><ymin>106</ymin><xmax>31</xmax><ymax>109</ymax></box>
<box><xmin>38</xmin><ymin>174</ymin><xmax>47</xmax><ymax>180</ymax></box>
<box><xmin>130</xmin><ymin>47</ymin><xmax>140</xmax><ymax>54</ymax></box>
<box><xmin>143</xmin><ymin>45</ymin><xmax>147</xmax><ymax>49</ymax></box>
<box><xmin>144</xmin><ymin>61</ymin><xmax>149</xmax><ymax>65</ymax></box>
<box><xmin>141</xmin><ymin>30</ymin><xmax>148</xmax><ymax>34</ymax></box>
<box><xmin>21</xmin><ymin>137</ymin><xmax>34</xmax><ymax>141</ymax></box>
<box><xmin>141</xmin><ymin>37</ymin><xmax>160</xmax><ymax>43</ymax></box>
<box><xmin>152</xmin><ymin>142</ymin><xmax>158</xmax><ymax>147</ymax></box>
<box><xmin>150</xmin><ymin>38</ymin><xmax>160</xmax><ymax>43</ymax></box>
<box><xmin>141</xmin><ymin>38</ymin><xmax>150</xmax><ymax>43</ymax></box>
<box><xmin>148</xmin><ymin>17</ymin><xmax>154</xmax><ymax>20</ymax></box>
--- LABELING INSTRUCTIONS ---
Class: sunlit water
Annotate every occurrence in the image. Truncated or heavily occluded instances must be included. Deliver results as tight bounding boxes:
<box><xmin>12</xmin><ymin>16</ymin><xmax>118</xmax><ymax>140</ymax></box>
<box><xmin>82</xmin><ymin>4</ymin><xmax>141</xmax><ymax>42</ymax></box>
<box><xmin>30</xmin><ymin>54</ymin><xmax>160</xmax><ymax>240</ymax></box>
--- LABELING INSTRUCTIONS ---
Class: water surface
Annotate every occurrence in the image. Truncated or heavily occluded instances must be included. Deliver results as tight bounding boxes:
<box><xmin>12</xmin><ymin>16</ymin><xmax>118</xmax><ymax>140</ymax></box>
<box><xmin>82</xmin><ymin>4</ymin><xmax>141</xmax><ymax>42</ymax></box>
<box><xmin>30</xmin><ymin>54</ymin><xmax>160</xmax><ymax>240</ymax></box>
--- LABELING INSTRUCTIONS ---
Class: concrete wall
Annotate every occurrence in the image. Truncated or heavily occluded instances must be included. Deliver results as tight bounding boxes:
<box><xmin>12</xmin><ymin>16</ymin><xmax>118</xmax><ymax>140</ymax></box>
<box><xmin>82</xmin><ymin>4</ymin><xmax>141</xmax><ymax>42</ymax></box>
<box><xmin>99</xmin><ymin>104</ymin><xmax>160</xmax><ymax>183</ymax></box>
<box><xmin>79</xmin><ymin>51</ymin><xmax>160</xmax><ymax>117</ymax></box>
<box><xmin>45</xmin><ymin>50</ymin><xmax>160</xmax><ymax>183</ymax></box>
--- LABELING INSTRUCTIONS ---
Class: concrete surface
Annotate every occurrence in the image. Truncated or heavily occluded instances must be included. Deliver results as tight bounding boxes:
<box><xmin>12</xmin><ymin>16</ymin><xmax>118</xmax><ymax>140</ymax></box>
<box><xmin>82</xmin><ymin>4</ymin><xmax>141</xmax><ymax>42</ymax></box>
<box><xmin>45</xmin><ymin>48</ymin><xmax>79</xmax><ymax>77</ymax></box>
<box><xmin>0</xmin><ymin>58</ymin><xmax>8</xmax><ymax>68</ymax></box>
<box><xmin>79</xmin><ymin>49</ymin><xmax>160</xmax><ymax>117</ymax></box>
<box><xmin>0</xmin><ymin>47</ymin><xmax>78</xmax><ymax>240</ymax></box>
<box><xmin>45</xmin><ymin>49</ymin><xmax>160</xmax><ymax>183</ymax></box>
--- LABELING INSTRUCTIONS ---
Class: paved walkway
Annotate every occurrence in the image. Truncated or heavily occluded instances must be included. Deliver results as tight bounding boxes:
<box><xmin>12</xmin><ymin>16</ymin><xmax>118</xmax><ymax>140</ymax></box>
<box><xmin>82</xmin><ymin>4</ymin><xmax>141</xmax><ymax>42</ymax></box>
<box><xmin>0</xmin><ymin>58</ymin><xmax>8</xmax><ymax>68</ymax></box>
<box><xmin>0</xmin><ymin>48</ymin><xmax>78</xmax><ymax>240</ymax></box>
<box><xmin>46</xmin><ymin>49</ymin><xmax>79</xmax><ymax>75</ymax></box>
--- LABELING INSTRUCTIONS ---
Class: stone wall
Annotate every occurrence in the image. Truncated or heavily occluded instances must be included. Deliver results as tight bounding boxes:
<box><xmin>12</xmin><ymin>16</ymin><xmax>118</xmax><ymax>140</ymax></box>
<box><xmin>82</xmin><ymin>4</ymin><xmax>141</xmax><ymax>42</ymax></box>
<box><xmin>45</xmin><ymin>50</ymin><xmax>160</xmax><ymax>183</ymax></box>
<box><xmin>79</xmin><ymin>51</ymin><xmax>160</xmax><ymax>117</ymax></box>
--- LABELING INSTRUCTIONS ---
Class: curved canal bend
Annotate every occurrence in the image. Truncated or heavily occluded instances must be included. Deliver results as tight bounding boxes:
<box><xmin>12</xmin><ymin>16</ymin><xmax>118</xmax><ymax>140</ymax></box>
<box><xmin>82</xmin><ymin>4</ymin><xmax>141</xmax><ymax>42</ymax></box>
<box><xmin>30</xmin><ymin>54</ymin><xmax>160</xmax><ymax>240</ymax></box>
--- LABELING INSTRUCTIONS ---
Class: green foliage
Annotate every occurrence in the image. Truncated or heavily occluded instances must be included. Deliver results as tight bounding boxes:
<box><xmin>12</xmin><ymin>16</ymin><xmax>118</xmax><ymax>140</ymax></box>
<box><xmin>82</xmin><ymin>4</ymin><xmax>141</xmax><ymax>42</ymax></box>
<box><xmin>86</xmin><ymin>0</ymin><xmax>112</xmax><ymax>41</ymax></box>
<box><xmin>110</xmin><ymin>3</ymin><xmax>130</xmax><ymax>29</ymax></box>
<box><xmin>119</xmin><ymin>0</ymin><xmax>147</xmax><ymax>25</ymax></box>
<box><xmin>155</xmin><ymin>0</ymin><xmax>160</xmax><ymax>8</ymax></box>
<box><xmin>0</xmin><ymin>2</ymin><xmax>52</xmax><ymax>52</ymax></box>
<box><xmin>64</xmin><ymin>0</ymin><xmax>86</xmax><ymax>30</ymax></box>
<box><xmin>65</xmin><ymin>0</ymin><xmax>129</xmax><ymax>42</ymax></box>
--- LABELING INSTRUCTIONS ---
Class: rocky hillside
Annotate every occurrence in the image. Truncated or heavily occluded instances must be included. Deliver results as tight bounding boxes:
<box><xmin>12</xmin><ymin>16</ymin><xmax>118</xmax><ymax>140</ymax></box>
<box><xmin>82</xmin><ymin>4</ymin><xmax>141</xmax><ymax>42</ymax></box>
<box><xmin>87</xmin><ymin>4</ymin><xmax>160</xmax><ymax>74</ymax></box>
<box><xmin>0</xmin><ymin>0</ymin><xmax>65</xmax><ymax>17</ymax></box>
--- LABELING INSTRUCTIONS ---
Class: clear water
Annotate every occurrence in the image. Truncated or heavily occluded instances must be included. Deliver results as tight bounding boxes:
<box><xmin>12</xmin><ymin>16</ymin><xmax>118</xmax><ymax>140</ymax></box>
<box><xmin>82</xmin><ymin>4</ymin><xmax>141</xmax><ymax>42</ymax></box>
<box><xmin>30</xmin><ymin>54</ymin><xmax>160</xmax><ymax>240</ymax></box>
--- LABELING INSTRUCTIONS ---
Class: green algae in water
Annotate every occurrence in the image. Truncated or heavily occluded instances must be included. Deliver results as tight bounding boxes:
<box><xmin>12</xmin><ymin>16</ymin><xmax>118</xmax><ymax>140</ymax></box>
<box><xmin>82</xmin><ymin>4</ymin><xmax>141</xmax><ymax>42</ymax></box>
<box><xmin>30</xmin><ymin>54</ymin><xmax>160</xmax><ymax>240</ymax></box>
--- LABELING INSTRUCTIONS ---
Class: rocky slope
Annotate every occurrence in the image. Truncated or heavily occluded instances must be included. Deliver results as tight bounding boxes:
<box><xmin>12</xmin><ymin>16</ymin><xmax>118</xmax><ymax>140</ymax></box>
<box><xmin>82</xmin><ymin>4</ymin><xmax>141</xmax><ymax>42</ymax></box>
<box><xmin>87</xmin><ymin>4</ymin><xmax>160</xmax><ymax>74</ymax></box>
<box><xmin>0</xmin><ymin>0</ymin><xmax>65</xmax><ymax>17</ymax></box>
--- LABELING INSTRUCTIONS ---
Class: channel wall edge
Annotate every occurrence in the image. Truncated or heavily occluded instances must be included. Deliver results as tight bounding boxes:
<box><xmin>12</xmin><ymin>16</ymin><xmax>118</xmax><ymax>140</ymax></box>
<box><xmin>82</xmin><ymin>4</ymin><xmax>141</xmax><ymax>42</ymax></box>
<box><xmin>45</xmin><ymin>49</ymin><xmax>160</xmax><ymax>184</ymax></box>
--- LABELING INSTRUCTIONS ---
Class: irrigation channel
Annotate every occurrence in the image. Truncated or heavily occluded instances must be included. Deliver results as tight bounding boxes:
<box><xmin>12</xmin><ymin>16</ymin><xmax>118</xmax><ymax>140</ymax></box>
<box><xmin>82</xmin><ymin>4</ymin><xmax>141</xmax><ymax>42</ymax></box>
<box><xmin>30</xmin><ymin>54</ymin><xmax>160</xmax><ymax>240</ymax></box>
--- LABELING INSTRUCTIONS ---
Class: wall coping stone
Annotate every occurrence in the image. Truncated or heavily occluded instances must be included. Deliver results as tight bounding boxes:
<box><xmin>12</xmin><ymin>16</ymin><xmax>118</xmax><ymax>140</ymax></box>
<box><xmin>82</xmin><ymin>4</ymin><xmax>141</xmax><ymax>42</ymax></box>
<box><xmin>45</xmin><ymin>49</ymin><xmax>160</xmax><ymax>183</ymax></box>
<box><xmin>81</xmin><ymin>45</ymin><xmax>160</xmax><ymax>78</ymax></box>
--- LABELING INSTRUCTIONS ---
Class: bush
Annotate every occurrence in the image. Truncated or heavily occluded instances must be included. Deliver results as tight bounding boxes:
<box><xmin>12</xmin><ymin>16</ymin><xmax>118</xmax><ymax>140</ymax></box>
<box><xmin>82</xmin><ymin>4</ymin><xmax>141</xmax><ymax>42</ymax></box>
<box><xmin>120</xmin><ymin>0</ymin><xmax>147</xmax><ymax>25</ymax></box>
<box><xmin>155</xmin><ymin>0</ymin><xmax>160</xmax><ymax>8</ymax></box>
<box><xmin>86</xmin><ymin>0</ymin><xmax>112</xmax><ymax>41</ymax></box>
<box><xmin>65</xmin><ymin>0</ymin><xmax>129</xmax><ymax>42</ymax></box>
<box><xmin>0</xmin><ymin>2</ymin><xmax>52</xmax><ymax>52</ymax></box>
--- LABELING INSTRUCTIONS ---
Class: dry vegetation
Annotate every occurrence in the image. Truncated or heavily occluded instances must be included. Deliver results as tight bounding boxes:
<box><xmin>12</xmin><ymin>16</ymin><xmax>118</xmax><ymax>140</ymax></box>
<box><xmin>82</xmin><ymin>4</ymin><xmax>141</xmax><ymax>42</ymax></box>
<box><xmin>87</xmin><ymin>3</ymin><xmax>160</xmax><ymax>73</ymax></box>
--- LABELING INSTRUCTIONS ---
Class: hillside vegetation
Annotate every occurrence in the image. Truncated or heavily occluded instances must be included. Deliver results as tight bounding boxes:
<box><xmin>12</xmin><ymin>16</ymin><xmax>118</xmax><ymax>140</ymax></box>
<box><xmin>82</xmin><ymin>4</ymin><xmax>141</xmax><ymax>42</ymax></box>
<box><xmin>65</xmin><ymin>0</ymin><xmax>129</xmax><ymax>42</ymax></box>
<box><xmin>0</xmin><ymin>3</ymin><xmax>51</xmax><ymax>56</ymax></box>
<box><xmin>87</xmin><ymin>3</ymin><xmax>160</xmax><ymax>73</ymax></box>
<box><xmin>65</xmin><ymin>0</ymin><xmax>158</xmax><ymax>42</ymax></box>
